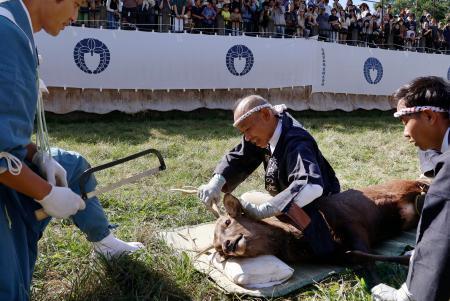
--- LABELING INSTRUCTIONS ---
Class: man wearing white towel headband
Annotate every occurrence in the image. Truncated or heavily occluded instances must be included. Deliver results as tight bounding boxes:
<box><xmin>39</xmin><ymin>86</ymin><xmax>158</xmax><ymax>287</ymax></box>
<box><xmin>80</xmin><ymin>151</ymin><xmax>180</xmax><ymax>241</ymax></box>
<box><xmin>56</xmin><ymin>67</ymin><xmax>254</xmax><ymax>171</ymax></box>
<box><xmin>371</xmin><ymin>76</ymin><xmax>450</xmax><ymax>301</ymax></box>
<box><xmin>0</xmin><ymin>1</ymin><xmax>143</xmax><ymax>299</ymax></box>
<box><xmin>198</xmin><ymin>95</ymin><xmax>341</xmax><ymax>258</ymax></box>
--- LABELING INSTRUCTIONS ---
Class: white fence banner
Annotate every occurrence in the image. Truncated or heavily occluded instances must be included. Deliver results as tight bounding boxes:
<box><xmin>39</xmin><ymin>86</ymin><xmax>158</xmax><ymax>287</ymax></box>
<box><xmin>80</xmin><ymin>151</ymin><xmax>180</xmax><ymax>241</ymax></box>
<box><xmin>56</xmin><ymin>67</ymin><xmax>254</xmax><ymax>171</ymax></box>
<box><xmin>35</xmin><ymin>27</ymin><xmax>449</xmax><ymax>95</ymax></box>
<box><xmin>314</xmin><ymin>42</ymin><xmax>450</xmax><ymax>95</ymax></box>
<box><xmin>35</xmin><ymin>27</ymin><xmax>317</xmax><ymax>90</ymax></box>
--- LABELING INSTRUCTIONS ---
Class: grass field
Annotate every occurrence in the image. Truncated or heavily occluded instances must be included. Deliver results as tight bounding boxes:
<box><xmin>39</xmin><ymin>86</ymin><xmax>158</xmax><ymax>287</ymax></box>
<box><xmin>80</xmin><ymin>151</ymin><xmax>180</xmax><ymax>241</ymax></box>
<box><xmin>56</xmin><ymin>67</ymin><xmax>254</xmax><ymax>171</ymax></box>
<box><xmin>31</xmin><ymin>110</ymin><xmax>419</xmax><ymax>301</ymax></box>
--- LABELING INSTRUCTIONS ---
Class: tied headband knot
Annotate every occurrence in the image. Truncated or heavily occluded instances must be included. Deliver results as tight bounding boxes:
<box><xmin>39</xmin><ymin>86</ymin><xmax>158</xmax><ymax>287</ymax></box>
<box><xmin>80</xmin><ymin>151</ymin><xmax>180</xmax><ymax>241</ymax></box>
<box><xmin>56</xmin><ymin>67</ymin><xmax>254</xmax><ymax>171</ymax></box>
<box><xmin>393</xmin><ymin>106</ymin><xmax>449</xmax><ymax>118</ymax></box>
<box><xmin>233</xmin><ymin>104</ymin><xmax>287</xmax><ymax>127</ymax></box>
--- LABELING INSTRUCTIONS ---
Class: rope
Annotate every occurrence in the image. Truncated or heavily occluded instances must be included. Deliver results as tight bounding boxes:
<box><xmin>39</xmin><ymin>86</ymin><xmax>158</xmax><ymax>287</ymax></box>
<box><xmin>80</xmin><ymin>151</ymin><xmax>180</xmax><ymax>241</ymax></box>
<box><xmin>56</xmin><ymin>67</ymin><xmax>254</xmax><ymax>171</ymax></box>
<box><xmin>0</xmin><ymin>152</ymin><xmax>23</xmax><ymax>175</ymax></box>
<box><xmin>35</xmin><ymin>78</ymin><xmax>51</xmax><ymax>156</ymax></box>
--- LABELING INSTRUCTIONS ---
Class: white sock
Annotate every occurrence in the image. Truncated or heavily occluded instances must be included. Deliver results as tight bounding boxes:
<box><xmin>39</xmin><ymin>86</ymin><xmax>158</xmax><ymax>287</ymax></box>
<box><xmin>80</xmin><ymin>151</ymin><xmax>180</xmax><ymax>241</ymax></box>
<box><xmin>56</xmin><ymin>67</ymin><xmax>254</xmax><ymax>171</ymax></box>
<box><xmin>93</xmin><ymin>233</ymin><xmax>144</xmax><ymax>258</ymax></box>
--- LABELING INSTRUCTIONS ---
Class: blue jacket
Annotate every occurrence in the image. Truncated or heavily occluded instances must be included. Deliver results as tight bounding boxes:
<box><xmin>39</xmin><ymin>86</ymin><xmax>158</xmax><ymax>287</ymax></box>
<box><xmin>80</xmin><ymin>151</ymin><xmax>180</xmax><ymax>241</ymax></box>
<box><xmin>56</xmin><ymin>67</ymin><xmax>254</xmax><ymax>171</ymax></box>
<box><xmin>0</xmin><ymin>0</ymin><xmax>38</xmax><ymax>171</ymax></box>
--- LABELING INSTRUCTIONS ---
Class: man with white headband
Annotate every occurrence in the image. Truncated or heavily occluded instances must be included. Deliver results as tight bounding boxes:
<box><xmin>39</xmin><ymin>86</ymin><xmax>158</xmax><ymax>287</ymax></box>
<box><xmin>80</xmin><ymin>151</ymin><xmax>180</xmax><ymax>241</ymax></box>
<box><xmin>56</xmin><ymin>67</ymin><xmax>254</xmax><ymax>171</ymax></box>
<box><xmin>0</xmin><ymin>1</ymin><xmax>143</xmax><ymax>299</ymax></box>
<box><xmin>371</xmin><ymin>76</ymin><xmax>450</xmax><ymax>301</ymax></box>
<box><xmin>198</xmin><ymin>95</ymin><xmax>341</xmax><ymax>258</ymax></box>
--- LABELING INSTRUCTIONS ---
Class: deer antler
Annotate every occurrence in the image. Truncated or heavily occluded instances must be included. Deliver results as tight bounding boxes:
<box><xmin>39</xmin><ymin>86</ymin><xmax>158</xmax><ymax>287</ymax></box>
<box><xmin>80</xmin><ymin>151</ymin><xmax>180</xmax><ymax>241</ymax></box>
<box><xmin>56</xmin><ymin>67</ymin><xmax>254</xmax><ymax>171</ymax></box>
<box><xmin>169</xmin><ymin>186</ymin><xmax>223</xmax><ymax>218</ymax></box>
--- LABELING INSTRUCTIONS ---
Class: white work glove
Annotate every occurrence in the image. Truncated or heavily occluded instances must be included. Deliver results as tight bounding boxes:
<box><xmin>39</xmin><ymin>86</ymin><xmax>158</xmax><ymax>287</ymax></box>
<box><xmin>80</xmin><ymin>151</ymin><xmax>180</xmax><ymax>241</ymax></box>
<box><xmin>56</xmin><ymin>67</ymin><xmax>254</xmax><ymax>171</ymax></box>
<box><xmin>32</xmin><ymin>151</ymin><xmax>68</xmax><ymax>187</ymax></box>
<box><xmin>240</xmin><ymin>199</ymin><xmax>281</xmax><ymax>219</ymax></box>
<box><xmin>198</xmin><ymin>174</ymin><xmax>226</xmax><ymax>208</ymax></box>
<box><xmin>372</xmin><ymin>283</ymin><xmax>414</xmax><ymax>301</ymax></box>
<box><xmin>35</xmin><ymin>185</ymin><xmax>86</xmax><ymax>219</ymax></box>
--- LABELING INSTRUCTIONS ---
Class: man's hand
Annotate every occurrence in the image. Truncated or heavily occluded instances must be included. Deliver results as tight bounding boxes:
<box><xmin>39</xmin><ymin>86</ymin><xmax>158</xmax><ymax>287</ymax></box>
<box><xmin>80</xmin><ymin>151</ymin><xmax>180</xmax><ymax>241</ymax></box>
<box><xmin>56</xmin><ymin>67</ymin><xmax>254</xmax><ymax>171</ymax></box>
<box><xmin>240</xmin><ymin>199</ymin><xmax>280</xmax><ymax>219</ymax></box>
<box><xmin>32</xmin><ymin>151</ymin><xmax>68</xmax><ymax>187</ymax></box>
<box><xmin>198</xmin><ymin>174</ymin><xmax>226</xmax><ymax>208</ymax></box>
<box><xmin>371</xmin><ymin>283</ymin><xmax>414</xmax><ymax>301</ymax></box>
<box><xmin>35</xmin><ymin>185</ymin><xmax>86</xmax><ymax>219</ymax></box>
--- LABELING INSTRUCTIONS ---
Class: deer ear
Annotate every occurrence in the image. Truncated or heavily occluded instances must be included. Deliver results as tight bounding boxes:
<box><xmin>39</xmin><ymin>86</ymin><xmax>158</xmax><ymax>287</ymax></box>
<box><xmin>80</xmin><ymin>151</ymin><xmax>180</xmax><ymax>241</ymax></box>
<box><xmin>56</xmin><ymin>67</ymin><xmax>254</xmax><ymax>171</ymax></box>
<box><xmin>223</xmin><ymin>193</ymin><xmax>243</xmax><ymax>218</ymax></box>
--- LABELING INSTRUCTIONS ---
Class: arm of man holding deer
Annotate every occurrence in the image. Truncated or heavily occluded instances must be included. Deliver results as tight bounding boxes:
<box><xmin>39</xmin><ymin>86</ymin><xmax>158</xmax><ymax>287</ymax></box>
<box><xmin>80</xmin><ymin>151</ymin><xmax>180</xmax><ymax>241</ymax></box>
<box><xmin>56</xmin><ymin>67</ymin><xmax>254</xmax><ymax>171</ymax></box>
<box><xmin>198</xmin><ymin>138</ymin><xmax>266</xmax><ymax>207</ymax></box>
<box><xmin>239</xmin><ymin>140</ymin><xmax>324</xmax><ymax>220</ymax></box>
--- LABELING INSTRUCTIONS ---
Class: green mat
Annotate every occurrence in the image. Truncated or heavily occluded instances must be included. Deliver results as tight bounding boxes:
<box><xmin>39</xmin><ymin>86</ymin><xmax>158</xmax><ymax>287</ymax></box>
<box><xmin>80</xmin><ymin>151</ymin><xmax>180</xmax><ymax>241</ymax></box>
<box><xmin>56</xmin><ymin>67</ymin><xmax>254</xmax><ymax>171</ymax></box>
<box><xmin>161</xmin><ymin>222</ymin><xmax>416</xmax><ymax>298</ymax></box>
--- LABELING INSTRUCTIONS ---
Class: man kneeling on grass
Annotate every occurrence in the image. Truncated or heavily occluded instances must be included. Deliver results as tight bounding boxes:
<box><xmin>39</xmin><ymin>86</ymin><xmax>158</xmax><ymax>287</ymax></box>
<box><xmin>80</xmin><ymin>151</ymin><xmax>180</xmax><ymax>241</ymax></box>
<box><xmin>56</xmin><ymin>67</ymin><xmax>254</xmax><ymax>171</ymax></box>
<box><xmin>371</xmin><ymin>76</ymin><xmax>450</xmax><ymax>301</ymax></box>
<box><xmin>198</xmin><ymin>95</ymin><xmax>341</xmax><ymax>258</ymax></box>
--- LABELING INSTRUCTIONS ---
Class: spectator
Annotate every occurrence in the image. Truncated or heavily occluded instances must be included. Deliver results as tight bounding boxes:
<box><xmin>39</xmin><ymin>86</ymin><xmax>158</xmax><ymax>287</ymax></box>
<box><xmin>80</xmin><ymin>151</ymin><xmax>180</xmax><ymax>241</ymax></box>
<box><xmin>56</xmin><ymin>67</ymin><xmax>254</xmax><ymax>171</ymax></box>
<box><xmin>297</xmin><ymin>9</ymin><xmax>307</xmax><ymax>37</ymax></box>
<box><xmin>347</xmin><ymin>8</ymin><xmax>357</xmax><ymax>44</ymax></box>
<box><xmin>404</xmin><ymin>12</ymin><xmax>417</xmax><ymax>32</ymax></box>
<box><xmin>443</xmin><ymin>18</ymin><xmax>450</xmax><ymax>52</ymax></box>
<box><xmin>221</xmin><ymin>4</ymin><xmax>231</xmax><ymax>34</ymax></box>
<box><xmin>88</xmin><ymin>0</ymin><xmax>101</xmax><ymax>28</ymax></box>
<box><xmin>249</xmin><ymin>0</ymin><xmax>260</xmax><ymax>35</ymax></box>
<box><xmin>328</xmin><ymin>8</ymin><xmax>340</xmax><ymax>42</ymax></box>
<box><xmin>241</xmin><ymin>1</ymin><xmax>253</xmax><ymax>33</ymax></box>
<box><xmin>202</xmin><ymin>1</ymin><xmax>217</xmax><ymax>33</ymax></box>
<box><xmin>323</xmin><ymin>0</ymin><xmax>331</xmax><ymax>15</ymax></box>
<box><xmin>159</xmin><ymin>0</ymin><xmax>173</xmax><ymax>32</ymax></box>
<box><xmin>230</xmin><ymin>0</ymin><xmax>240</xmax><ymax>11</ymax></box>
<box><xmin>273</xmin><ymin>0</ymin><xmax>286</xmax><ymax>37</ymax></box>
<box><xmin>305</xmin><ymin>6</ymin><xmax>318</xmax><ymax>36</ymax></box>
<box><xmin>122</xmin><ymin>0</ymin><xmax>138</xmax><ymax>24</ymax></box>
<box><xmin>172</xmin><ymin>0</ymin><xmax>187</xmax><ymax>32</ymax></box>
<box><xmin>284</xmin><ymin>2</ymin><xmax>297</xmax><ymax>36</ymax></box>
<box><xmin>392</xmin><ymin>17</ymin><xmax>405</xmax><ymax>49</ymax></box>
<box><xmin>332</xmin><ymin>0</ymin><xmax>342</xmax><ymax>12</ymax></box>
<box><xmin>338</xmin><ymin>8</ymin><xmax>348</xmax><ymax>43</ymax></box>
<box><xmin>317</xmin><ymin>6</ymin><xmax>330</xmax><ymax>41</ymax></box>
<box><xmin>191</xmin><ymin>0</ymin><xmax>205</xmax><ymax>32</ymax></box>
<box><xmin>259</xmin><ymin>3</ymin><xmax>273</xmax><ymax>36</ymax></box>
<box><xmin>422</xmin><ymin>21</ymin><xmax>433</xmax><ymax>52</ymax></box>
<box><xmin>359</xmin><ymin>2</ymin><xmax>369</xmax><ymax>18</ymax></box>
<box><xmin>106</xmin><ymin>0</ymin><xmax>121</xmax><ymax>29</ymax></box>
<box><xmin>77</xmin><ymin>0</ymin><xmax>90</xmax><ymax>26</ymax></box>
<box><xmin>184</xmin><ymin>0</ymin><xmax>193</xmax><ymax>31</ymax></box>
<box><xmin>430</xmin><ymin>17</ymin><xmax>440</xmax><ymax>51</ymax></box>
<box><xmin>230</xmin><ymin>6</ymin><xmax>243</xmax><ymax>35</ymax></box>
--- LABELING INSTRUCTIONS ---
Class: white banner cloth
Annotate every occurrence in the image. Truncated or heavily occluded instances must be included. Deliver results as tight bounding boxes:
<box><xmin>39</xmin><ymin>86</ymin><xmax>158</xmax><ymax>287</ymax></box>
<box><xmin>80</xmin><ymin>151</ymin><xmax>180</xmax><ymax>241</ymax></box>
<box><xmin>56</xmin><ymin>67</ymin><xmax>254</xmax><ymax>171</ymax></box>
<box><xmin>35</xmin><ymin>27</ymin><xmax>450</xmax><ymax>95</ymax></box>
<box><xmin>315</xmin><ymin>42</ymin><xmax>450</xmax><ymax>95</ymax></box>
<box><xmin>35</xmin><ymin>27</ymin><xmax>316</xmax><ymax>90</ymax></box>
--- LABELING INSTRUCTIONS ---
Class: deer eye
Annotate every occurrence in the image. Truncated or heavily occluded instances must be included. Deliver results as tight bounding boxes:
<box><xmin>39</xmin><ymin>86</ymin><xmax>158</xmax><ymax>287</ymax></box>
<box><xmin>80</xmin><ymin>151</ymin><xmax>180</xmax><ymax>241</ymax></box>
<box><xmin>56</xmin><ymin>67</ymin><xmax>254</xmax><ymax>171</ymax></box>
<box><xmin>225</xmin><ymin>219</ymin><xmax>231</xmax><ymax>226</ymax></box>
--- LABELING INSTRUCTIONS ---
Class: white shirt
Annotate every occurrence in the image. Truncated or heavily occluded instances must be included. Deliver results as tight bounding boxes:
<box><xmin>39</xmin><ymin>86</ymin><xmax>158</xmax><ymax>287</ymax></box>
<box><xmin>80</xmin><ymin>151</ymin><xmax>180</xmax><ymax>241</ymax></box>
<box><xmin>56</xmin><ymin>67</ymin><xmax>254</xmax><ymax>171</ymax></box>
<box><xmin>268</xmin><ymin>119</ymin><xmax>282</xmax><ymax>155</ymax></box>
<box><xmin>440</xmin><ymin>128</ymin><xmax>449</xmax><ymax>153</ymax></box>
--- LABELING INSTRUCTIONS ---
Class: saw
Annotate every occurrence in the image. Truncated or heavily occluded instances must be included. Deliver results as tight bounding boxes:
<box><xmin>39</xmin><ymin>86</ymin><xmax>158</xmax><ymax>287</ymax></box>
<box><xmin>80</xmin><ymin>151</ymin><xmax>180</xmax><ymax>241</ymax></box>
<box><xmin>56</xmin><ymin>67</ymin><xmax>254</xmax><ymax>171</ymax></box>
<box><xmin>35</xmin><ymin>148</ymin><xmax>166</xmax><ymax>221</ymax></box>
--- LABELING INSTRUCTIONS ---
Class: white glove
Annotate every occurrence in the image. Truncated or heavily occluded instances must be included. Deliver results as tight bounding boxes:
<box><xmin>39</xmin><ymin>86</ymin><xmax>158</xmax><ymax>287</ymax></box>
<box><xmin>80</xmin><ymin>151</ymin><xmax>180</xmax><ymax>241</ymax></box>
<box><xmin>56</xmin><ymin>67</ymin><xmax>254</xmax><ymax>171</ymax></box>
<box><xmin>198</xmin><ymin>174</ymin><xmax>226</xmax><ymax>208</ymax></box>
<box><xmin>240</xmin><ymin>199</ymin><xmax>281</xmax><ymax>219</ymax></box>
<box><xmin>36</xmin><ymin>185</ymin><xmax>86</xmax><ymax>219</ymax></box>
<box><xmin>32</xmin><ymin>151</ymin><xmax>68</xmax><ymax>187</ymax></box>
<box><xmin>372</xmin><ymin>283</ymin><xmax>414</xmax><ymax>301</ymax></box>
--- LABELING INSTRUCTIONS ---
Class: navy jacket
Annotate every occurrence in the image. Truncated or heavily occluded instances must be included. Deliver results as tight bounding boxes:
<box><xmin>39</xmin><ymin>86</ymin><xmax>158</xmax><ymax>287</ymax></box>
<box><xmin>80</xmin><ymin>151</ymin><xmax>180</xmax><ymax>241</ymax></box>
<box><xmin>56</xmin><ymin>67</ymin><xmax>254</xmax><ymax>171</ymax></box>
<box><xmin>215</xmin><ymin>112</ymin><xmax>340</xmax><ymax>211</ymax></box>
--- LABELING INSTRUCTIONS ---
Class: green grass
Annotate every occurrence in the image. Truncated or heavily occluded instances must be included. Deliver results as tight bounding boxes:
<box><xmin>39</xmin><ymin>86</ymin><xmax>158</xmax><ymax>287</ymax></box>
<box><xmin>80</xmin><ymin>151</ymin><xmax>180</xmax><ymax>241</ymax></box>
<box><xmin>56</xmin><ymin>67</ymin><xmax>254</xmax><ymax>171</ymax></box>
<box><xmin>31</xmin><ymin>110</ymin><xmax>418</xmax><ymax>301</ymax></box>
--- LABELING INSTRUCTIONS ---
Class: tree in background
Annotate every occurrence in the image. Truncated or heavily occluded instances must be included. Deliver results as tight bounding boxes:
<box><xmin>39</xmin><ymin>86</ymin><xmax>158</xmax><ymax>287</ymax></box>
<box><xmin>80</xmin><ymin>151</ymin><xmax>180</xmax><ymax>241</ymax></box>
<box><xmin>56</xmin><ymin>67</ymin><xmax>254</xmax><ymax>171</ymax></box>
<box><xmin>375</xmin><ymin>0</ymin><xmax>449</xmax><ymax>22</ymax></box>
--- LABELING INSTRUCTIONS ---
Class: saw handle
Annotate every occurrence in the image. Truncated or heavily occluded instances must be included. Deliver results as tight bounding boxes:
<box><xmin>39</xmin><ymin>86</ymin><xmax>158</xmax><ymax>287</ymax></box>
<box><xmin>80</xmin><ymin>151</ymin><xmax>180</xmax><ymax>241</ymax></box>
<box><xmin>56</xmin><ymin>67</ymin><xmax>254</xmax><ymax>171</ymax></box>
<box><xmin>34</xmin><ymin>148</ymin><xmax>166</xmax><ymax>221</ymax></box>
<box><xmin>79</xmin><ymin>148</ymin><xmax>166</xmax><ymax>200</ymax></box>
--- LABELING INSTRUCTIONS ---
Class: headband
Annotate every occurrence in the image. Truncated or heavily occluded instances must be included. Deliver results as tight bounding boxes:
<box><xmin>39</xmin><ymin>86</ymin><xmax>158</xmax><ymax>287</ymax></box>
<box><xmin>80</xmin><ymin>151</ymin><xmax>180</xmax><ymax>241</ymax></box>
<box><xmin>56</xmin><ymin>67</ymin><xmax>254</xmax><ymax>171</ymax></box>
<box><xmin>393</xmin><ymin>106</ymin><xmax>448</xmax><ymax>118</ymax></box>
<box><xmin>233</xmin><ymin>104</ymin><xmax>287</xmax><ymax>127</ymax></box>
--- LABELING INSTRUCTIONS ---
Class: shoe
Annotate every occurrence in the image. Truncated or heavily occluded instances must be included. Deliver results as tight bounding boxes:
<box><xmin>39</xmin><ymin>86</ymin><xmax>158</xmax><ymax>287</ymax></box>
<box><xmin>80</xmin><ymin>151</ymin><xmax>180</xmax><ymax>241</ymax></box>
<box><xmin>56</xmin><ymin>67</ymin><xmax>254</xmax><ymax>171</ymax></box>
<box><xmin>93</xmin><ymin>233</ymin><xmax>144</xmax><ymax>258</ymax></box>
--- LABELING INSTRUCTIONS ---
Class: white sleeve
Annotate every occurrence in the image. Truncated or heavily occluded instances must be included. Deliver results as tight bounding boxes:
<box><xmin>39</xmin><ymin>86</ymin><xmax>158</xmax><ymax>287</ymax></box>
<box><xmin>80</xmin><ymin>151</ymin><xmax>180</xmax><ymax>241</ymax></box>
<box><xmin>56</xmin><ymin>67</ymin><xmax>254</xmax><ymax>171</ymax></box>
<box><xmin>293</xmin><ymin>183</ymin><xmax>323</xmax><ymax>208</ymax></box>
<box><xmin>106</xmin><ymin>0</ymin><xmax>115</xmax><ymax>12</ymax></box>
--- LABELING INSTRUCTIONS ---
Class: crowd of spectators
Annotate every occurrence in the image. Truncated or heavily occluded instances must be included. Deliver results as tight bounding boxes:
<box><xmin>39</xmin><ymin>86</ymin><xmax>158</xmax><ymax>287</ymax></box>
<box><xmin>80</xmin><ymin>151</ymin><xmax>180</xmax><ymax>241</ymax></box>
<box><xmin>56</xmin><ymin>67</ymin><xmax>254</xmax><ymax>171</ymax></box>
<box><xmin>75</xmin><ymin>0</ymin><xmax>450</xmax><ymax>53</ymax></box>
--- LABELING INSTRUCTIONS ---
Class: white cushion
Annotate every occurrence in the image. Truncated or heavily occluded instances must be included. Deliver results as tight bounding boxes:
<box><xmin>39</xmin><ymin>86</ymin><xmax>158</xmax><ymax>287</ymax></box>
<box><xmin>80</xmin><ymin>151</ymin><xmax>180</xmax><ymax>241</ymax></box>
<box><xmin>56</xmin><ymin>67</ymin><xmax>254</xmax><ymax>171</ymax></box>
<box><xmin>210</xmin><ymin>253</ymin><xmax>294</xmax><ymax>288</ymax></box>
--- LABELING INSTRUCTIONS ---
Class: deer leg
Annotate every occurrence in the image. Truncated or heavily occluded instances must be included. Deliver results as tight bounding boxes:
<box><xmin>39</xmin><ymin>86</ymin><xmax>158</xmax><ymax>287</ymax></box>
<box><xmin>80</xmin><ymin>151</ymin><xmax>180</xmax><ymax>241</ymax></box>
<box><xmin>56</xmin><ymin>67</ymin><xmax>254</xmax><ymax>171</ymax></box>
<box><xmin>342</xmin><ymin>226</ymin><xmax>382</xmax><ymax>288</ymax></box>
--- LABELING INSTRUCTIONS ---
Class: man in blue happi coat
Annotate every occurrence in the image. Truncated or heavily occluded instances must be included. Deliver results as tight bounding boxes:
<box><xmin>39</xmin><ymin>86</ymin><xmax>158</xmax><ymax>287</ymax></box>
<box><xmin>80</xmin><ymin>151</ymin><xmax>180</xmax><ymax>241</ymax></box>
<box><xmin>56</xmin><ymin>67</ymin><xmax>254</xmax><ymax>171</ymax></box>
<box><xmin>371</xmin><ymin>77</ymin><xmax>449</xmax><ymax>301</ymax></box>
<box><xmin>198</xmin><ymin>95</ymin><xmax>341</xmax><ymax>257</ymax></box>
<box><xmin>0</xmin><ymin>0</ymin><xmax>143</xmax><ymax>299</ymax></box>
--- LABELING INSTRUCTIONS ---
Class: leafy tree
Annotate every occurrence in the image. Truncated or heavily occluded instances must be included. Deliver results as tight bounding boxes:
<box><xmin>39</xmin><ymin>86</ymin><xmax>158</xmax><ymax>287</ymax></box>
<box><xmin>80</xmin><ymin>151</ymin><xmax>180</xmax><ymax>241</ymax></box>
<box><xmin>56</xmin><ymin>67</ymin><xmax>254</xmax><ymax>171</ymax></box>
<box><xmin>376</xmin><ymin>0</ymin><xmax>449</xmax><ymax>22</ymax></box>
